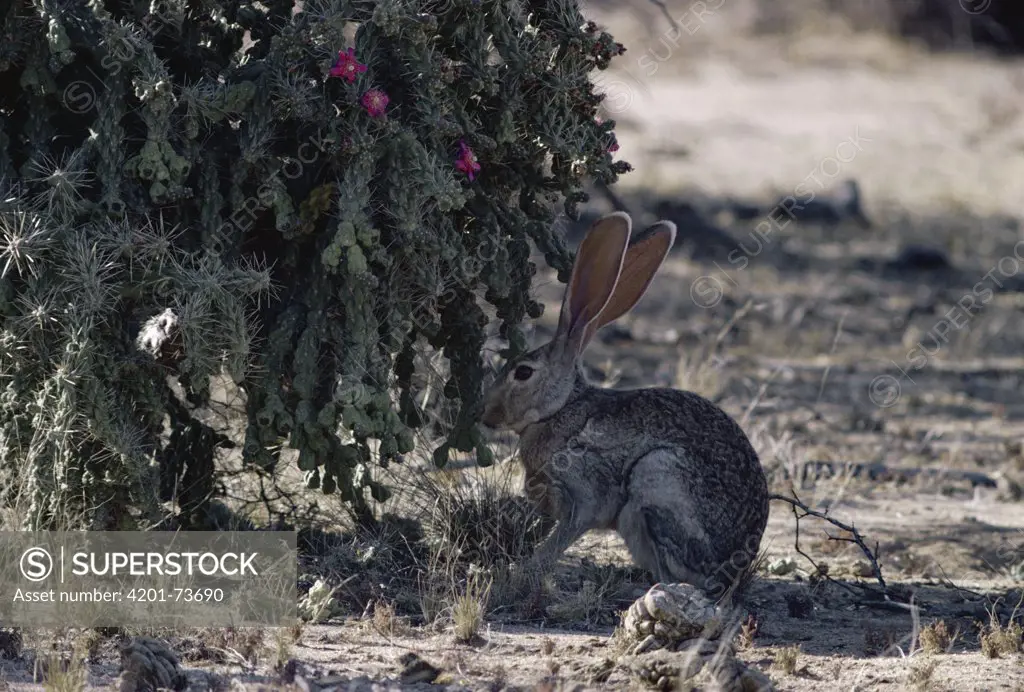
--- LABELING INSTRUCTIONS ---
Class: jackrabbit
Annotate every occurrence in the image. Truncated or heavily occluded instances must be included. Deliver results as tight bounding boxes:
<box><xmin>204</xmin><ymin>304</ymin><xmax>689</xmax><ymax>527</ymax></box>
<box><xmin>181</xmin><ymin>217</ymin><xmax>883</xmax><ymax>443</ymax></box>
<box><xmin>481</xmin><ymin>212</ymin><xmax>769</xmax><ymax>600</ymax></box>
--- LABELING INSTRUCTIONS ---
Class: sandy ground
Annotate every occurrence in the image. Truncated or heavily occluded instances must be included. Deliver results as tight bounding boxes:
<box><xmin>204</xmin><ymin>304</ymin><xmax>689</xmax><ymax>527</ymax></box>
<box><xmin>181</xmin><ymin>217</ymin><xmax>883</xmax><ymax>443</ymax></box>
<box><xmin>4</xmin><ymin>3</ymin><xmax>1024</xmax><ymax>691</ymax></box>
<box><xmin>595</xmin><ymin>4</ymin><xmax>1024</xmax><ymax>218</ymax></box>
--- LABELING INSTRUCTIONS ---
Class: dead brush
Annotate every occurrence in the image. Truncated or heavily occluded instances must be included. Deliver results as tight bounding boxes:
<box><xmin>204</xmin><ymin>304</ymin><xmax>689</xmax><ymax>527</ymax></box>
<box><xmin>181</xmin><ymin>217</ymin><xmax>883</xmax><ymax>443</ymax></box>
<box><xmin>417</xmin><ymin>541</ymin><xmax>457</xmax><ymax>628</ymax></box>
<box><xmin>772</xmin><ymin>645</ymin><xmax>801</xmax><ymax>675</ymax></box>
<box><xmin>905</xmin><ymin>659</ymin><xmax>938</xmax><ymax>692</ymax></box>
<box><xmin>195</xmin><ymin>626</ymin><xmax>265</xmax><ymax>665</ymax></box>
<box><xmin>370</xmin><ymin>599</ymin><xmax>411</xmax><ymax>638</ymax></box>
<box><xmin>546</xmin><ymin>578</ymin><xmax>614</xmax><ymax>628</ymax></box>
<box><xmin>979</xmin><ymin>596</ymin><xmax>1024</xmax><ymax>659</ymax></box>
<box><xmin>674</xmin><ymin>346</ymin><xmax>724</xmax><ymax>402</ymax></box>
<box><xmin>547</xmin><ymin>560</ymin><xmax>651</xmax><ymax>628</ymax></box>
<box><xmin>35</xmin><ymin>644</ymin><xmax>87</xmax><ymax>692</ymax></box>
<box><xmin>327</xmin><ymin>513</ymin><xmax>429</xmax><ymax>617</ymax></box>
<box><xmin>919</xmin><ymin>619</ymin><xmax>957</xmax><ymax>654</ymax></box>
<box><xmin>404</xmin><ymin>460</ymin><xmax>550</xmax><ymax>607</ymax></box>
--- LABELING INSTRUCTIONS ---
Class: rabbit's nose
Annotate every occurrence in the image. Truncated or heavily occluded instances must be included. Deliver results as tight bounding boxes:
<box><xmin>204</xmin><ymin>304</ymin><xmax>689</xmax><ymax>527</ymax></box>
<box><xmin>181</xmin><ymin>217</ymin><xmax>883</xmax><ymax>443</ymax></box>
<box><xmin>480</xmin><ymin>402</ymin><xmax>502</xmax><ymax>429</ymax></box>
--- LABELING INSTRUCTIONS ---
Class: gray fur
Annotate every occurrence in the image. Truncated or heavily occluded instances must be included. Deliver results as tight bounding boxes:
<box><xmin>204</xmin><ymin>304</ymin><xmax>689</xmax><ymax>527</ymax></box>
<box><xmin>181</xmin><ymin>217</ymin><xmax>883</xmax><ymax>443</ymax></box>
<box><xmin>481</xmin><ymin>213</ymin><xmax>769</xmax><ymax>599</ymax></box>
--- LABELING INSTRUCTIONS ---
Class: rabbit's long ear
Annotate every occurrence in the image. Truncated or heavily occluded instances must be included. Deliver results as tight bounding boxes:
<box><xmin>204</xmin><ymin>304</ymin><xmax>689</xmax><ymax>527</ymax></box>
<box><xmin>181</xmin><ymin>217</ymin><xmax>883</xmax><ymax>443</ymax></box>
<box><xmin>556</xmin><ymin>212</ymin><xmax>631</xmax><ymax>355</ymax></box>
<box><xmin>590</xmin><ymin>220</ymin><xmax>676</xmax><ymax>331</ymax></box>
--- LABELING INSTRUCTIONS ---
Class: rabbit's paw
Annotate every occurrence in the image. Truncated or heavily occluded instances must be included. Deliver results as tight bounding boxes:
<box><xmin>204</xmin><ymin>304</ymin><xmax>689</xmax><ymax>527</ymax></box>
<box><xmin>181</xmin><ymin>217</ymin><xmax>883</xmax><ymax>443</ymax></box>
<box><xmin>621</xmin><ymin>583</ymin><xmax>727</xmax><ymax>654</ymax></box>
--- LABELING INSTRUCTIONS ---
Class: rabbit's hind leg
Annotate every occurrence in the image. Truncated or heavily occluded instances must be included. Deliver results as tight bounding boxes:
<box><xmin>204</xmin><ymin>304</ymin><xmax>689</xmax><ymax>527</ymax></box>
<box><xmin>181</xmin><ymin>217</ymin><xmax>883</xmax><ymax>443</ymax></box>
<box><xmin>617</xmin><ymin>449</ymin><xmax>714</xmax><ymax>590</ymax></box>
<box><xmin>616</xmin><ymin>506</ymin><xmax>668</xmax><ymax>582</ymax></box>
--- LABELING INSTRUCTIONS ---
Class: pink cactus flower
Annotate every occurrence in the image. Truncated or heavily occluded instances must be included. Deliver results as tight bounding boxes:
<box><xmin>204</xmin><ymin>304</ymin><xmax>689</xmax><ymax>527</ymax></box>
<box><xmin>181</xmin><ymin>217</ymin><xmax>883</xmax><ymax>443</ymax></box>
<box><xmin>361</xmin><ymin>89</ymin><xmax>389</xmax><ymax>118</ymax></box>
<box><xmin>455</xmin><ymin>140</ymin><xmax>481</xmax><ymax>181</ymax></box>
<box><xmin>330</xmin><ymin>47</ymin><xmax>367</xmax><ymax>83</ymax></box>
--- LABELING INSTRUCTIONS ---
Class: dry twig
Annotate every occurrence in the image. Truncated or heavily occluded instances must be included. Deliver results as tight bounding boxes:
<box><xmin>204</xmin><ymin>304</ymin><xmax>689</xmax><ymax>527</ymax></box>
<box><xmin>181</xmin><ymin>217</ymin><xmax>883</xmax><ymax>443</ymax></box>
<box><xmin>769</xmin><ymin>491</ymin><xmax>886</xmax><ymax>591</ymax></box>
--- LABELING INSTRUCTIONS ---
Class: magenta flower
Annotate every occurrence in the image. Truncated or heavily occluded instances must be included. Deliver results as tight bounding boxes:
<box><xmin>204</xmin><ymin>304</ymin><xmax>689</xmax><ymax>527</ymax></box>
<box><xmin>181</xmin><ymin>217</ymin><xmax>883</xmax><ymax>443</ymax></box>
<box><xmin>454</xmin><ymin>140</ymin><xmax>481</xmax><ymax>181</ymax></box>
<box><xmin>361</xmin><ymin>89</ymin><xmax>389</xmax><ymax>117</ymax></box>
<box><xmin>330</xmin><ymin>47</ymin><xmax>367</xmax><ymax>83</ymax></box>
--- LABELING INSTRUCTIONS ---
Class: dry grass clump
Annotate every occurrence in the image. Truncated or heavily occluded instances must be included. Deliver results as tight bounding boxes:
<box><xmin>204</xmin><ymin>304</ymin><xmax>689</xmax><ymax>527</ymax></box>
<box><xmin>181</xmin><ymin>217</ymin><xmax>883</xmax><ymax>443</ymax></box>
<box><xmin>304</xmin><ymin>513</ymin><xmax>428</xmax><ymax>618</ymax></box>
<box><xmin>919</xmin><ymin>619</ymin><xmax>957</xmax><ymax>654</ymax></box>
<box><xmin>271</xmin><ymin>624</ymin><xmax>303</xmax><ymax>673</ymax></box>
<box><xmin>407</xmin><ymin>463</ymin><xmax>549</xmax><ymax>574</ymax></box>
<box><xmin>863</xmin><ymin>626</ymin><xmax>900</xmax><ymax>657</ymax></box>
<box><xmin>370</xmin><ymin>599</ymin><xmax>412</xmax><ymax>638</ymax></box>
<box><xmin>980</xmin><ymin>612</ymin><xmax>1023</xmax><ymax>659</ymax></box>
<box><xmin>402</xmin><ymin>461</ymin><xmax>550</xmax><ymax>613</ymax></box>
<box><xmin>674</xmin><ymin>300</ymin><xmax>755</xmax><ymax>402</ymax></box>
<box><xmin>772</xmin><ymin>645</ymin><xmax>801</xmax><ymax>675</ymax></box>
<box><xmin>906</xmin><ymin>658</ymin><xmax>938</xmax><ymax>692</ymax></box>
<box><xmin>301</xmin><ymin>455</ymin><xmax>554</xmax><ymax>630</ymax></box>
<box><xmin>451</xmin><ymin>567</ymin><xmax>493</xmax><ymax>643</ymax></box>
<box><xmin>196</xmin><ymin>627</ymin><xmax>265</xmax><ymax>664</ymax></box>
<box><xmin>36</xmin><ymin>645</ymin><xmax>88</xmax><ymax>692</ymax></box>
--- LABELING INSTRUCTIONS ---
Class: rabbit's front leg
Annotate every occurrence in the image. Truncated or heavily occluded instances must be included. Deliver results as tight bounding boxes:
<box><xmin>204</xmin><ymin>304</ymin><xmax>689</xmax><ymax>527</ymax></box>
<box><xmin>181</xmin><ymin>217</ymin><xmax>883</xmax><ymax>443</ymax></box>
<box><xmin>504</xmin><ymin>475</ymin><xmax>582</xmax><ymax>592</ymax></box>
<box><xmin>519</xmin><ymin>479</ymin><xmax>591</xmax><ymax>578</ymax></box>
<box><xmin>507</xmin><ymin>515</ymin><xmax>588</xmax><ymax>599</ymax></box>
<box><xmin>529</xmin><ymin>515</ymin><xmax>589</xmax><ymax>573</ymax></box>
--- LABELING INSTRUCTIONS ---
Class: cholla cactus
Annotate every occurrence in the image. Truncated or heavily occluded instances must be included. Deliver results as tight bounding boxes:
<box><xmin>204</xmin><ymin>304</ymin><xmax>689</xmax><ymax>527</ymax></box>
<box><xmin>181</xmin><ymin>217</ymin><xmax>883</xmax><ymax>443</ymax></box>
<box><xmin>0</xmin><ymin>0</ymin><xmax>630</xmax><ymax>528</ymax></box>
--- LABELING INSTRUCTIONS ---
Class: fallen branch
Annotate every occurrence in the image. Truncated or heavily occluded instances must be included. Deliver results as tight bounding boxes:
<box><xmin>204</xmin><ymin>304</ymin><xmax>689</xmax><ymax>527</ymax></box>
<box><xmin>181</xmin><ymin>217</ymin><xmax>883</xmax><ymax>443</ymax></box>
<box><xmin>769</xmin><ymin>491</ymin><xmax>886</xmax><ymax>591</ymax></box>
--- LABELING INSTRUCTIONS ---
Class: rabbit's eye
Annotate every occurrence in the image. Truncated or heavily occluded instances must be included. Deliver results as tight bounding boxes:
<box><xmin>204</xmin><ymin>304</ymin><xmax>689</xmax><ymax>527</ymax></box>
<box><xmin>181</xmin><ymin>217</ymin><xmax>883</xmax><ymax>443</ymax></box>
<box><xmin>513</xmin><ymin>365</ymin><xmax>534</xmax><ymax>381</ymax></box>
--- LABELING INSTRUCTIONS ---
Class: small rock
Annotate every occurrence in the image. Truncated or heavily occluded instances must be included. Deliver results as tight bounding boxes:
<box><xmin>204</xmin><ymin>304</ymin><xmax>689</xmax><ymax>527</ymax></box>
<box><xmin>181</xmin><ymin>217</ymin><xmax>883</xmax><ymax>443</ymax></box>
<box><xmin>768</xmin><ymin>557</ymin><xmax>797</xmax><ymax>576</ymax></box>
<box><xmin>996</xmin><ymin>473</ymin><xmax>1022</xmax><ymax>502</ymax></box>
<box><xmin>398</xmin><ymin>652</ymin><xmax>442</xmax><ymax>685</ymax></box>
